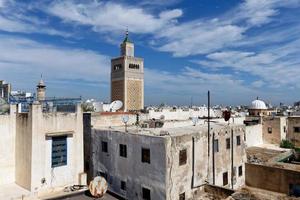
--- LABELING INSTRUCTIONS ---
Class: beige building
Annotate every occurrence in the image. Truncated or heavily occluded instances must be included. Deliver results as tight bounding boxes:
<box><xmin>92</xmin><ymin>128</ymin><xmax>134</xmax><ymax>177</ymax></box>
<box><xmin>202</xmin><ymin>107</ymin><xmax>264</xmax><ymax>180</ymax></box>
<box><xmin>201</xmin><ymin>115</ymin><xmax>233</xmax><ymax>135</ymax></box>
<box><xmin>84</xmin><ymin>115</ymin><xmax>246</xmax><ymax>200</ymax></box>
<box><xmin>111</xmin><ymin>31</ymin><xmax>144</xmax><ymax>111</ymax></box>
<box><xmin>0</xmin><ymin>103</ymin><xmax>85</xmax><ymax>199</ymax></box>
<box><xmin>287</xmin><ymin>116</ymin><xmax>300</xmax><ymax>147</ymax></box>
<box><xmin>262</xmin><ymin>116</ymin><xmax>287</xmax><ymax>145</ymax></box>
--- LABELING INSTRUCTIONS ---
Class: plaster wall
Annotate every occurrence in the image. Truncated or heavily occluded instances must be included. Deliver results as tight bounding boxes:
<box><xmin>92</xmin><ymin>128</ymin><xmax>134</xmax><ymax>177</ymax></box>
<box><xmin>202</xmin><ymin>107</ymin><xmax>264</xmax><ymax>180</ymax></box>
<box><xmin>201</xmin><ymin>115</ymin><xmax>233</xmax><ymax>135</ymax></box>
<box><xmin>0</xmin><ymin>105</ymin><xmax>16</xmax><ymax>185</ymax></box>
<box><xmin>245</xmin><ymin>124</ymin><xmax>263</xmax><ymax>147</ymax></box>
<box><xmin>90</xmin><ymin>130</ymin><xmax>167</xmax><ymax>200</ymax></box>
<box><xmin>15</xmin><ymin>104</ymin><xmax>84</xmax><ymax>192</ymax></box>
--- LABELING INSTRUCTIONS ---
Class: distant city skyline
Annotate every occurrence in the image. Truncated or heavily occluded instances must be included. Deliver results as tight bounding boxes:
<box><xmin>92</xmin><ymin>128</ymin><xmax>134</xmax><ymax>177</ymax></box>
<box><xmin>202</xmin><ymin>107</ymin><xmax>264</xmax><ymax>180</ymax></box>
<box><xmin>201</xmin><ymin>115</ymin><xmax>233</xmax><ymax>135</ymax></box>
<box><xmin>0</xmin><ymin>0</ymin><xmax>300</xmax><ymax>105</ymax></box>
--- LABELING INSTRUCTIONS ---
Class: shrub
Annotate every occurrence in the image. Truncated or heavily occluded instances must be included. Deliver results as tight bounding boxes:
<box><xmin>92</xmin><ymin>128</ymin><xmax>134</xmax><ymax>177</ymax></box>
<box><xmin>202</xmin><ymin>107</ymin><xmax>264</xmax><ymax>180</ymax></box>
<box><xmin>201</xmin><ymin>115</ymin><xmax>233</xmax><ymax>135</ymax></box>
<box><xmin>280</xmin><ymin>139</ymin><xmax>295</xmax><ymax>149</ymax></box>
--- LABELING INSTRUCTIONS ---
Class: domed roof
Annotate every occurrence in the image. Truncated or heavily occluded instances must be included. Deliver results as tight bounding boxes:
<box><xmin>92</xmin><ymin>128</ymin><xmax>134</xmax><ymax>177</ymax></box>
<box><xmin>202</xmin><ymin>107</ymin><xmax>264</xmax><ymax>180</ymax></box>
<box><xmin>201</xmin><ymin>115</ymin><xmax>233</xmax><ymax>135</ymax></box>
<box><xmin>250</xmin><ymin>99</ymin><xmax>267</xmax><ymax>110</ymax></box>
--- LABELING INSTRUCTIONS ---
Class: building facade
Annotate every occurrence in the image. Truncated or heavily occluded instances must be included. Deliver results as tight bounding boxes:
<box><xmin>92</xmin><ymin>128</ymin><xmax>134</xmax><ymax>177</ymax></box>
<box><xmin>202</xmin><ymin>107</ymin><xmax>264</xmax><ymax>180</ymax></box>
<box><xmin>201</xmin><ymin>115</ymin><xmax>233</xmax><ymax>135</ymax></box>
<box><xmin>0</xmin><ymin>103</ymin><xmax>85</xmax><ymax>198</ymax></box>
<box><xmin>84</xmin><ymin>117</ymin><xmax>246</xmax><ymax>200</ymax></box>
<box><xmin>287</xmin><ymin>117</ymin><xmax>300</xmax><ymax>147</ymax></box>
<box><xmin>111</xmin><ymin>31</ymin><xmax>144</xmax><ymax>111</ymax></box>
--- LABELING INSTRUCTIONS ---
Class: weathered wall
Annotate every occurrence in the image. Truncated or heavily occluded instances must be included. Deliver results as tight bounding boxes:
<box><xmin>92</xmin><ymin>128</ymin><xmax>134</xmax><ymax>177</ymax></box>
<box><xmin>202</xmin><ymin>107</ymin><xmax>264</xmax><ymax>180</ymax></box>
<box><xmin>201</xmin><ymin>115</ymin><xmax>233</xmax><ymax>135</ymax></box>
<box><xmin>245</xmin><ymin>163</ymin><xmax>300</xmax><ymax>195</ymax></box>
<box><xmin>0</xmin><ymin>105</ymin><xmax>16</xmax><ymax>185</ymax></box>
<box><xmin>91</xmin><ymin>112</ymin><xmax>137</xmax><ymax>128</ymax></box>
<box><xmin>90</xmin><ymin>130</ymin><xmax>167</xmax><ymax>200</ymax></box>
<box><xmin>15</xmin><ymin>112</ymin><xmax>32</xmax><ymax>190</ymax></box>
<box><xmin>287</xmin><ymin>117</ymin><xmax>300</xmax><ymax>147</ymax></box>
<box><xmin>166</xmin><ymin>125</ymin><xmax>246</xmax><ymax>200</ymax></box>
<box><xmin>30</xmin><ymin>104</ymin><xmax>84</xmax><ymax>191</ymax></box>
<box><xmin>245</xmin><ymin>124</ymin><xmax>263</xmax><ymax>147</ymax></box>
<box><xmin>15</xmin><ymin>103</ymin><xmax>84</xmax><ymax>192</ymax></box>
<box><xmin>262</xmin><ymin>117</ymin><xmax>286</xmax><ymax>145</ymax></box>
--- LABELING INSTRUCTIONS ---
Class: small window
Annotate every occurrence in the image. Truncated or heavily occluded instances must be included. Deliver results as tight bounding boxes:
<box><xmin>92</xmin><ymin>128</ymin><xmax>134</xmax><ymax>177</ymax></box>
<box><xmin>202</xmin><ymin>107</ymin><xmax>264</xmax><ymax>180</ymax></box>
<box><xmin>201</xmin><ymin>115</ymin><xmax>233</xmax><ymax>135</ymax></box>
<box><xmin>52</xmin><ymin>136</ymin><xmax>67</xmax><ymax>167</ymax></box>
<box><xmin>114</xmin><ymin>64</ymin><xmax>122</xmax><ymax>71</ymax></box>
<box><xmin>238</xmin><ymin>165</ymin><xmax>243</xmax><ymax>177</ymax></box>
<box><xmin>284</xmin><ymin>126</ymin><xmax>286</xmax><ymax>133</ymax></box>
<box><xmin>142</xmin><ymin>148</ymin><xmax>151</xmax><ymax>164</ymax></box>
<box><xmin>121</xmin><ymin>180</ymin><xmax>126</xmax><ymax>191</ymax></box>
<box><xmin>236</xmin><ymin>136</ymin><xmax>241</xmax><ymax>146</ymax></box>
<box><xmin>129</xmin><ymin>64</ymin><xmax>140</xmax><ymax>69</ymax></box>
<box><xmin>119</xmin><ymin>144</ymin><xmax>127</xmax><ymax>158</ymax></box>
<box><xmin>294</xmin><ymin>127</ymin><xmax>300</xmax><ymax>133</ymax></box>
<box><xmin>102</xmin><ymin>141</ymin><xmax>108</xmax><ymax>153</ymax></box>
<box><xmin>214</xmin><ymin>139</ymin><xmax>219</xmax><ymax>152</ymax></box>
<box><xmin>142</xmin><ymin>187</ymin><xmax>151</xmax><ymax>200</ymax></box>
<box><xmin>223</xmin><ymin>172</ymin><xmax>228</xmax><ymax>186</ymax></box>
<box><xmin>179</xmin><ymin>149</ymin><xmax>187</xmax><ymax>166</ymax></box>
<box><xmin>179</xmin><ymin>192</ymin><xmax>185</xmax><ymax>200</ymax></box>
<box><xmin>226</xmin><ymin>138</ymin><xmax>230</xmax><ymax>149</ymax></box>
<box><xmin>268</xmin><ymin>127</ymin><xmax>272</xmax><ymax>134</ymax></box>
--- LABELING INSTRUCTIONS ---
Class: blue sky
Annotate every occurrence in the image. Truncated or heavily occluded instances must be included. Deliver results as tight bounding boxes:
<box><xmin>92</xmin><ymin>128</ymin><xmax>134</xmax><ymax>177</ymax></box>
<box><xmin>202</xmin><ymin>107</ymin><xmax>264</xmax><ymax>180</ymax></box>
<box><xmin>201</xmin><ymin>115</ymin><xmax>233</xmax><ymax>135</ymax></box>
<box><xmin>0</xmin><ymin>0</ymin><xmax>300</xmax><ymax>106</ymax></box>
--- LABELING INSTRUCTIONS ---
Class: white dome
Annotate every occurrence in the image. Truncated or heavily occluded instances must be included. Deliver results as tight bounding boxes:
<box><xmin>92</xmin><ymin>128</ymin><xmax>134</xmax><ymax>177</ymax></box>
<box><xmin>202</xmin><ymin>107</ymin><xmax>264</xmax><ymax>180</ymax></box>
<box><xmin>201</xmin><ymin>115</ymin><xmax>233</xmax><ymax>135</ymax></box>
<box><xmin>250</xmin><ymin>99</ymin><xmax>267</xmax><ymax>110</ymax></box>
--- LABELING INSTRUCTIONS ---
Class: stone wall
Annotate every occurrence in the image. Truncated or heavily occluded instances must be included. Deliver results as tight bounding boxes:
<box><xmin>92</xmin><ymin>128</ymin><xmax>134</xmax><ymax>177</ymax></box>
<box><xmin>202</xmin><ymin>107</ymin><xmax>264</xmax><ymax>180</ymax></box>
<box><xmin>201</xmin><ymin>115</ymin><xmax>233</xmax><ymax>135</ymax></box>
<box><xmin>287</xmin><ymin>117</ymin><xmax>300</xmax><ymax>147</ymax></box>
<box><xmin>245</xmin><ymin>163</ymin><xmax>300</xmax><ymax>195</ymax></box>
<box><xmin>126</xmin><ymin>79</ymin><xmax>143</xmax><ymax>111</ymax></box>
<box><xmin>262</xmin><ymin>117</ymin><xmax>286</xmax><ymax>145</ymax></box>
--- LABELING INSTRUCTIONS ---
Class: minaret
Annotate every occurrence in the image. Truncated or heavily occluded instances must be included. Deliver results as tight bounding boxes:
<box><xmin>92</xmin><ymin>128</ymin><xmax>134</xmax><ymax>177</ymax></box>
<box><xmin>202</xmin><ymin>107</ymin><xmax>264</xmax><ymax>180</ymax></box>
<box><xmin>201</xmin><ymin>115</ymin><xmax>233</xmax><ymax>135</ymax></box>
<box><xmin>36</xmin><ymin>75</ymin><xmax>46</xmax><ymax>101</ymax></box>
<box><xmin>111</xmin><ymin>30</ymin><xmax>144</xmax><ymax>111</ymax></box>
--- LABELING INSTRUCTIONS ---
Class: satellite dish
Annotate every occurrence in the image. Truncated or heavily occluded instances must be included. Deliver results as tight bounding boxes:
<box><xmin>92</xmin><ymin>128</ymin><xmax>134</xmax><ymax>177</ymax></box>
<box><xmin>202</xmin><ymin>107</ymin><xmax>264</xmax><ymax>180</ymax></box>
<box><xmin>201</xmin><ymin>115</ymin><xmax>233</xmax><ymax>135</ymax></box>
<box><xmin>89</xmin><ymin>176</ymin><xmax>108</xmax><ymax>198</ymax></box>
<box><xmin>192</xmin><ymin>117</ymin><xmax>198</xmax><ymax>126</ymax></box>
<box><xmin>122</xmin><ymin>115</ymin><xmax>129</xmax><ymax>124</ymax></box>
<box><xmin>160</xmin><ymin>115</ymin><xmax>165</xmax><ymax>120</ymax></box>
<box><xmin>110</xmin><ymin>100</ymin><xmax>123</xmax><ymax>112</ymax></box>
<box><xmin>0</xmin><ymin>98</ymin><xmax>9</xmax><ymax>114</ymax></box>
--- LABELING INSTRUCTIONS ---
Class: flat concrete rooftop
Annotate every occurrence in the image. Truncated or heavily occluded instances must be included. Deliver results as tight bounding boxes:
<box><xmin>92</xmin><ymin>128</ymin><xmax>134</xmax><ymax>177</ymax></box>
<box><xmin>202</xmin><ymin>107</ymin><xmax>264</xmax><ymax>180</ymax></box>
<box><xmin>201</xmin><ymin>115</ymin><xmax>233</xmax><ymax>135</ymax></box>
<box><xmin>95</xmin><ymin>121</ymin><xmax>244</xmax><ymax>138</ymax></box>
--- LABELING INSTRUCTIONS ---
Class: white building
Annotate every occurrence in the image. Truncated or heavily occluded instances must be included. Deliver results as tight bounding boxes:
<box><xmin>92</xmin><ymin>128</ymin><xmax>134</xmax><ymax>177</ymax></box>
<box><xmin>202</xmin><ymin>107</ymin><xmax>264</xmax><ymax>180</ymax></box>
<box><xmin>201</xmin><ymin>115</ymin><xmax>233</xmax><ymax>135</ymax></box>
<box><xmin>0</xmin><ymin>103</ymin><xmax>85</xmax><ymax>199</ymax></box>
<box><xmin>84</xmin><ymin>114</ymin><xmax>246</xmax><ymax>200</ymax></box>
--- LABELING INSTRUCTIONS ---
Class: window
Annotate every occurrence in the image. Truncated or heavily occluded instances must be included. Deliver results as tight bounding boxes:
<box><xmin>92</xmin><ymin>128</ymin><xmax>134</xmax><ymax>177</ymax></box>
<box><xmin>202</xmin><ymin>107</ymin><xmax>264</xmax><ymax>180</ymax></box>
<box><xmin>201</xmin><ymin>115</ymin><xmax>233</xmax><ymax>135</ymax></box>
<box><xmin>121</xmin><ymin>181</ymin><xmax>126</xmax><ymax>191</ymax></box>
<box><xmin>129</xmin><ymin>64</ymin><xmax>140</xmax><ymax>69</ymax></box>
<box><xmin>236</xmin><ymin>136</ymin><xmax>241</xmax><ymax>146</ymax></box>
<box><xmin>142</xmin><ymin>187</ymin><xmax>151</xmax><ymax>200</ymax></box>
<box><xmin>114</xmin><ymin>64</ymin><xmax>122</xmax><ymax>71</ymax></box>
<box><xmin>284</xmin><ymin>126</ymin><xmax>286</xmax><ymax>133</ymax></box>
<box><xmin>102</xmin><ymin>141</ymin><xmax>108</xmax><ymax>153</ymax></box>
<box><xmin>142</xmin><ymin>148</ymin><xmax>151</xmax><ymax>164</ymax></box>
<box><xmin>119</xmin><ymin>144</ymin><xmax>127</xmax><ymax>158</ymax></box>
<box><xmin>226</xmin><ymin>138</ymin><xmax>230</xmax><ymax>149</ymax></box>
<box><xmin>223</xmin><ymin>172</ymin><xmax>228</xmax><ymax>186</ymax></box>
<box><xmin>52</xmin><ymin>136</ymin><xmax>67</xmax><ymax>167</ymax></box>
<box><xmin>179</xmin><ymin>149</ymin><xmax>187</xmax><ymax>166</ymax></box>
<box><xmin>238</xmin><ymin>165</ymin><xmax>243</xmax><ymax>177</ymax></box>
<box><xmin>294</xmin><ymin>127</ymin><xmax>300</xmax><ymax>133</ymax></box>
<box><xmin>179</xmin><ymin>192</ymin><xmax>185</xmax><ymax>200</ymax></box>
<box><xmin>214</xmin><ymin>139</ymin><xmax>219</xmax><ymax>152</ymax></box>
<box><xmin>268</xmin><ymin>127</ymin><xmax>272</xmax><ymax>134</ymax></box>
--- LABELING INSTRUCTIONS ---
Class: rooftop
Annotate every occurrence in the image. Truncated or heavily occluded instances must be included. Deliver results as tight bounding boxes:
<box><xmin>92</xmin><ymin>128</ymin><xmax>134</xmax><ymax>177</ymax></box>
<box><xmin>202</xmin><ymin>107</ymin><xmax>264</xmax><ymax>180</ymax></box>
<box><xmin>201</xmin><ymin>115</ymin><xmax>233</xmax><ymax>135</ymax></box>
<box><xmin>96</xmin><ymin>120</ymin><xmax>244</xmax><ymax>138</ymax></box>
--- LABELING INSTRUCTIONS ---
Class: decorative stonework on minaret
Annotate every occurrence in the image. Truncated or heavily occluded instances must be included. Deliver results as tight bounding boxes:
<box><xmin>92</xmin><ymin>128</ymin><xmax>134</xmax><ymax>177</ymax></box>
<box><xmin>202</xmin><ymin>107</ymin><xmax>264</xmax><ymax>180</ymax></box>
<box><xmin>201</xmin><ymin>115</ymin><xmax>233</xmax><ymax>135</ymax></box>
<box><xmin>36</xmin><ymin>75</ymin><xmax>46</xmax><ymax>101</ymax></box>
<box><xmin>111</xmin><ymin>30</ymin><xmax>144</xmax><ymax>111</ymax></box>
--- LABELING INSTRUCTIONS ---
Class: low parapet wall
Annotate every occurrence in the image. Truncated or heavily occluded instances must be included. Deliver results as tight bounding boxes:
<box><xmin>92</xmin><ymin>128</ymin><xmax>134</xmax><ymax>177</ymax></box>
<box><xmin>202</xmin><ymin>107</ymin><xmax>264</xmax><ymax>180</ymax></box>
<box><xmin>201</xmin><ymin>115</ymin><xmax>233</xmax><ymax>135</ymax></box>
<box><xmin>245</xmin><ymin>162</ymin><xmax>300</xmax><ymax>195</ymax></box>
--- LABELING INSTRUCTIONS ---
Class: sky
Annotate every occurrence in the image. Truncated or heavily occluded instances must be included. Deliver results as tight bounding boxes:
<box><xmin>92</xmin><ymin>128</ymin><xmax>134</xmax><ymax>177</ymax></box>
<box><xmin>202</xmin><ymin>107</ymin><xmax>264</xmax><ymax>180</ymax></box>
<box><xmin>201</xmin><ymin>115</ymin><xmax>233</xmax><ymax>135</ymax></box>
<box><xmin>0</xmin><ymin>0</ymin><xmax>300</xmax><ymax>106</ymax></box>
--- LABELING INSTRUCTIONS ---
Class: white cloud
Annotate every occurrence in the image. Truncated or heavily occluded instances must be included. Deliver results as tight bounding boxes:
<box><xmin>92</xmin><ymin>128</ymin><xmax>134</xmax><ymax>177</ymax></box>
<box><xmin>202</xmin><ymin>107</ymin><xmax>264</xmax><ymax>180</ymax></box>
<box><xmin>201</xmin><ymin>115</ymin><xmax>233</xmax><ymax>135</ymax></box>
<box><xmin>0</xmin><ymin>34</ymin><xmax>110</xmax><ymax>98</ymax></box>
<box><xmin>47</xmin><ymin>1</ymin><xmax>182</xmax><ymax>34</ymax></box>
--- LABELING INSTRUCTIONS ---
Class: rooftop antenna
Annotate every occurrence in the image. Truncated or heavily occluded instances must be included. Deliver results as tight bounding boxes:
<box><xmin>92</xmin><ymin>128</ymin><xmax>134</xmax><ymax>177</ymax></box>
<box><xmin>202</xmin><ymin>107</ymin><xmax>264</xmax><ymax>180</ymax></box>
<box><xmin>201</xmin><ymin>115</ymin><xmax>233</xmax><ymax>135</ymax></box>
<box><xmin>122</xmin><ymin>115</ymin><xmax>129</xmax><ymax>132</ymax></box>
